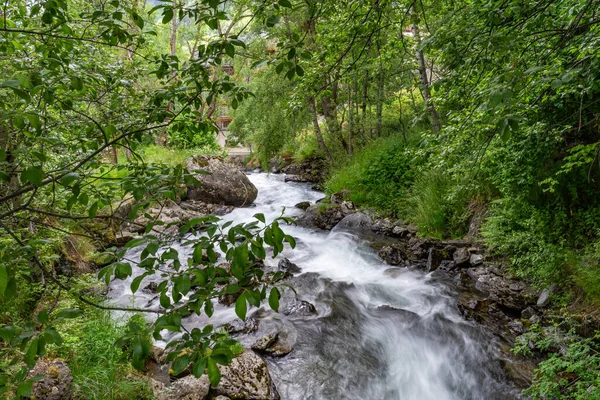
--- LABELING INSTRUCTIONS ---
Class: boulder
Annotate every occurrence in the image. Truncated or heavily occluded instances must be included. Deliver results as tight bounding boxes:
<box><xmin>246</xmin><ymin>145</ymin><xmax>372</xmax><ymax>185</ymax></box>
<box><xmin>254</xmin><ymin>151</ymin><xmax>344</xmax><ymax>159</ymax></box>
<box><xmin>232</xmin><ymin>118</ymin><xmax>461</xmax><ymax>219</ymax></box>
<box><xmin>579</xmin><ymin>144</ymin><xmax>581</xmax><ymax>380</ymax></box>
<box><xmin>379</xmin><ymin>244</ymin><xmax>410</xmax><ymax>266</ymax></box>
<box><xmin>151</xmin><ymin>375</ymin><xmax>210</xmax><ymax>400</ymax></box>
<box><xmin>212</xmin><ymin>351</ymin><xmax>280</xmax><ymax>400</ymax></box>
<box><xmin>251</xmin><ymin>323</ymin><xmax>297</xmax><ymax>357</ymax></box>
<box><xmin>185</xmin><ymin>155</ymin><xmax>258</xmax><ymax>206</ymax></box>
<box><xmin>30</xmin><ymin>359</ymin><xmax>73</xmax><ymax>400</ymax></box>
<box><xmin>297</xmin><ymin>204</ymin><xmax>346</xmax><ymax>230</ymax></box>
<box><xmin>333</xmin><ymin>212</ymin><xmax>372</xmax><ymax>233</ymax></box>
<box><xmin>224</xmin><ymin>318</ymin><xmax>258</xmax><ymax>335</ymax></box>
<box><xmin>330</xmin><ymin>189</ymin><xmax>351</xmax><ymax>205</ymax></box>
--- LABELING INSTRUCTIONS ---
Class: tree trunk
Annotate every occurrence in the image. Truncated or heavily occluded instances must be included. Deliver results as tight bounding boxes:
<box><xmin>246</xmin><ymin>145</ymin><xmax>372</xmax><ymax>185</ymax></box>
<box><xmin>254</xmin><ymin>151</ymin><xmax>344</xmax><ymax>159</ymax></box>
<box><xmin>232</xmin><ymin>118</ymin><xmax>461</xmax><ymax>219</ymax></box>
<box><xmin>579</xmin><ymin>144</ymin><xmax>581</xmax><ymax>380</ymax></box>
<box><xmin>322</xmin><ymin>91</ymin><xmax>348</xmax><ymax>152</ymax></box>
<box><xmin>309</xmin><ymin>97</ymin><xmax>333</xmax><ymax>163</ymax></box>
<box><xmin>411</xmin><ymin>8</ymin><xmax>441</xmax><ymax>133</ymax></box>
<box><xmin>0</xmin><ymin>125</ymin><xmax>20</xmax><ymax>209</ymax></box>
<box><xmin>170</xmin><ymin>0</ymin><xmax>177</xmax><ymax>57</ymax></box>
<box><xmin>375</xmin><ymin>69</ymin><xmax>384</xmax><ymax>137</ymax></box>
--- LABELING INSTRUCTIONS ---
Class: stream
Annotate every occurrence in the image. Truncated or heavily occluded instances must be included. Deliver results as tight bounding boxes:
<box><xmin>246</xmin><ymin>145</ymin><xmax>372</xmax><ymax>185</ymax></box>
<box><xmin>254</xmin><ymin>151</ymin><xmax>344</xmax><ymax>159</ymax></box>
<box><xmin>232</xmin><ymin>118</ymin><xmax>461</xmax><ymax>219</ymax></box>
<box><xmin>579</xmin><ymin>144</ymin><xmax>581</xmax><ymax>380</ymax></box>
<box><xmin>109</xmin><ymin>173</ymin><xmax>518</xmax><ymax>400</ymax></box>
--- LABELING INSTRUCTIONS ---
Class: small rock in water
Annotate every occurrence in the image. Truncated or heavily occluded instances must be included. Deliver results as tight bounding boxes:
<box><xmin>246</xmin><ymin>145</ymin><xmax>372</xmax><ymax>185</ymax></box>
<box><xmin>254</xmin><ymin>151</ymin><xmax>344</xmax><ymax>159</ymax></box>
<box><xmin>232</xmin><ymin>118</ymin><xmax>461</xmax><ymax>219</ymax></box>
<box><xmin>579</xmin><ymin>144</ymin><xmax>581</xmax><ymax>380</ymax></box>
<box><xmin>427</xmin><ymin>248</ymin><xmax>444</xmax><ymax>272</ymax></box>
<box><xmin>144</xmin><ymin>282</ymin><xmax>159</xmax><ymax>293</ymax></box>
<box><xmin>295</xmin><ymin>201</ymin><xmax>311</xmax><ymax>210</ymax></box>
<box><xmin>278</xmin><ymin>258</ymin><xmax>301</xmax><ymax>274</ymax></box>
<box><xmin>224</xmin><ymin>318</ymin><xmax>258</xmax><ymax>335</ymax></box>
<box><xmin>282</xmin><ymin>299</ymin><xmax>317</xmax><ymax>317</ymax></box>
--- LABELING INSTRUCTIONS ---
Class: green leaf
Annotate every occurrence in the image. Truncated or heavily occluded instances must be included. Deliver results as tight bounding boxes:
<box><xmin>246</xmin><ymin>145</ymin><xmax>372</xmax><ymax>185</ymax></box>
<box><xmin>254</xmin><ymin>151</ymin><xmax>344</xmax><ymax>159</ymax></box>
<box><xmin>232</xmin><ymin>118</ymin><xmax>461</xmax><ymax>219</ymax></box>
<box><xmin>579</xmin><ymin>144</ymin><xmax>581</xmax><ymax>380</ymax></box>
<box><xmin>207</xmin><ymin>357</ymin><xmax>221</xmax><ymax>386</ymax></box>
<box><xmin>37</xmin><ymin>310</ymin><xmax>49</xmax><ymax>324</ymax></box>
<box><xmin>284</xmin><ymin>235</ymin><xmax>296</xmax><ymax>249</ymax></box>
<box><xmin>279</xmin><ymin>0</ymin><xmax>292</xmax><ymax>7</ymax></box>
<box><xmin>254</xmin><ymin>213</ymin><xmax>265</xmax><ymax>223</ymax></box>
<box><xmin>268</xmin><ymin>288</ymin><xmax>280</xmax><ymax>312</ymax></box>
<box><xmin>172</xmin><ymin>354</ymin><xmax>191</xmax><ymax>375</ymax></box>
<box><xmin>225</xmin><ymin>43</ymin><xmax>235</xmax><ymax>58</ymax></box>
<box><xmin>130</xmin><ymin>274</ymin><xmax>145</xmax><ymax>294</ymax></box>
<box><xmin>17</xmin><ymin>380</ymin><xmax>33</xmax><ymax>398</ymax></box>
<box><xmin>20</xmin><ymin>166</ymin><xmax>44</xmax><ymax>185</ymax></box>
<box><xmin>235</xmin><ymin>292</ymin><xmax>247</xmax><ymax>320</ymax></box>
<box><xmin>162</xmin><ymin>8</ymin><xmax>173</xmax><ymax>24</ymax></box>
<box><xmin>0</xmin><ymin>266</ymin><xmax>7</xmax><ymax>297</ymax></box>
<box><xmin>59</xmin><ymin>172</ymin><xmax>79</xmax><ymax>186</ymax></box>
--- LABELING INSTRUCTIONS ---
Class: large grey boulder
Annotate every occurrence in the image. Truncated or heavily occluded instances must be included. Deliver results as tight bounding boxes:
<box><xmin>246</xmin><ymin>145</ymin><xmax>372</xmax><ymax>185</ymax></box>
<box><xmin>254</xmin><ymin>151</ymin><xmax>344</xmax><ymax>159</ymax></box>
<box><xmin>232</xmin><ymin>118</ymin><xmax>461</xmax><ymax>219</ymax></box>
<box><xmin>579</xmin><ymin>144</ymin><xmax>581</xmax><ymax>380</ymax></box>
<box><xmin>212</xmin><ymin>351</ymin><xmax>280</xmax><ymax>400</ymax></box>
<box><xmin>185</xmin><ymin>155</ymin><xmax>258</xmax><ymax>206</ymax></box>
<box><xmin>333</xmin><ymin>212</ymin><xmax>373</xmax><ymax>233</ymax></box>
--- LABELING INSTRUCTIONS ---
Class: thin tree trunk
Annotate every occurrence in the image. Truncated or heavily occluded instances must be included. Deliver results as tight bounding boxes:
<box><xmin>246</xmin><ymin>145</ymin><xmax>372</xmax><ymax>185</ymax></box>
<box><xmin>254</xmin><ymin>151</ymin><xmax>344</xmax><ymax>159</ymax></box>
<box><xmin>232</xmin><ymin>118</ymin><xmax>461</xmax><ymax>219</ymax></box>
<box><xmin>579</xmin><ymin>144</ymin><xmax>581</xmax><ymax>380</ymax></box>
<box><xmin>348</xmin><ymin>81</ymin><xmax>353</xmax><ymax>155</ymax></box>
<box><xmin>170</xmin><ymin>0</ymin><xmax>177</xmax><ymax>57</ymax></box>
<box><xmin>411</xmin><ymin>7</ymin><xmax>441</xmax><ymax>133</ymax></box>
<box><xmin>309</xmin><ymin>97</ymin><xmax>333</xmax><ymax>163</ymax></box>
<box><xmin>376</xmin><ymin>70</ymin><xmax>384</xmax><ymax>137</ymax></box>
<box><xmin>0</xmin><ymin>125</ymin><xmax>20</xmax><ymax>209</ymax></box>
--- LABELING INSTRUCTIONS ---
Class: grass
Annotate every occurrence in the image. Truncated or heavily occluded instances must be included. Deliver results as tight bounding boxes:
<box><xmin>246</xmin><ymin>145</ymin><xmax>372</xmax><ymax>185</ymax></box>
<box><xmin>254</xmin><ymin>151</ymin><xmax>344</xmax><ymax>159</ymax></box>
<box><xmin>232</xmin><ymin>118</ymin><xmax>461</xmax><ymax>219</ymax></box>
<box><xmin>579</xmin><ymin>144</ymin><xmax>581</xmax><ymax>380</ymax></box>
<box><xmin>325</xmin><ymin>137</ymin><xmax>414</xmax><ymax>215</ymax></box>
<box><xmin>48</xmin><ymin>276</ymin><xmax>154</xmax><ymax>400</ymax></box>
<box><xmin>118</xmin><ymin>144</ymin><xmax>224</xmax><ymax>166</ymax></box>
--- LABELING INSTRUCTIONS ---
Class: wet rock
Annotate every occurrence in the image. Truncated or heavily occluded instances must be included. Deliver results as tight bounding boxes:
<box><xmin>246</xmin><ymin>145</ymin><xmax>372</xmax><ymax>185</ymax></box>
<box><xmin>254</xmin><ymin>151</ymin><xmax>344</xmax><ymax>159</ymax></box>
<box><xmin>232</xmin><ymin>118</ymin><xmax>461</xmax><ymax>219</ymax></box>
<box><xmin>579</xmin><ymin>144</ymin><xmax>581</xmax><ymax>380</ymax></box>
<box><xmin>408</xmin><ymin>237</ymin><xmax>433</xmax><ymax>259</ymax></box>
<box><xmin>30</xmin><ymin>359</ymin><xmax>73</xmax><ymax>400</ymax></box>
<box><xmin>219</xmin><ymin>292</ymin><xmax>242</xmax><ymax>307</ymax></box>
<box><xmin>453</xmin><ymin>247</ymin><xmax>471</xmax><ymax>267</ymax></box>
<box><xmin>427</xmin><ymin>248</ymin><xmax>444</xmax><ymax>272</ymax></box>
<box><xmin>185</xmin><ymin>155</ymin><xmax>258</xmax><ymax>206</ymax></box>
<box><xmin>371</xmin><ymin>218</ymin><xmax>394</xmax><ymax>235</ymax></box>
<box><xmin>251</xmin><ymin>323</ymin><xmax>297</xmax><ymax>357</ymax></box>
<box><xmin>224</xmin><ymin>318</ymin><xmax>258</xmax><ymax>335</ymax></box>
<box><xmin>378</xmin><ymin>244</ymin><xmax>410</xmax><ymax>266</ymax></box>
<box><xmin>151</xmin><ymin>375</ymin><xmax>210</xmax><ymax>400</ymax></box>
<box><xmin>469</xmin><ymin>253</ymin><xmax>484</xmax><ymax>266</ymax></box>
<box><xmin>213</xmin><ymin>396</ymin><xmax>231</xmax><ymax>400</ymax></box>
<box><xmin>298</xmin><ymin>204</ymin><xmax>345</xmax><ymax>230</ymax></box>
<box><xmin>391</xmin><ymin>225</ymin><xmax>413</xmax><ymax>238</ymax></box>
<box><xmin>277</xmin><ymin>258</ymin><xmax>301</xmax><ymax>274</ymax></box>
<box><xmin>212</xmin><ymin>351</ymin><xmax>280</xmax><ymax>400</ymax></box>
<box><xmin>333</xmin><ymin>212</ymin><xmax>373</xmax><ymax>232</ymax></box>
<box><xmin>529</xmin><ymin>315</ymin><xmax>542</xmax><ymax>324</ymax></box>
<box><xmin>340</xmin><ymin>200</ymin><xmax>355</xmax><ymax>214</ymax></box>
<box><xmin>537</xmin><ymin>289</ymin><xmax>551</xmax><ymax>307</ymax></box>
<box><xmin>282</xmin><ymin>299</ymin><xmax>317</xmax><ymax>317</ymax></box>
<box><xmin>294</xmin><ymin>201</ymin><xmax>311</xmax><ymax>210</ymax></box>
<box><xmin>144</xmin><ymin>282</ymin><xmax>159</xmax><ymax>293</ymax></box>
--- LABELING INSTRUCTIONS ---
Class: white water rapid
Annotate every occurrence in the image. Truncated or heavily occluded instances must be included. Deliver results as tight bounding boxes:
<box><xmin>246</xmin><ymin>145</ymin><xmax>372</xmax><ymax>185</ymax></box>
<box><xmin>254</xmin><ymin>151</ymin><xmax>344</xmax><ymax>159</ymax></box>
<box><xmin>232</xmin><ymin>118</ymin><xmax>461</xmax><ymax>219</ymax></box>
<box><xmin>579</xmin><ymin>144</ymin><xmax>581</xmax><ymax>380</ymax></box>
<box><xmin>109</xmin><ymin>173</ymin><xmax>517</xmax><ymax>400</ymax></box>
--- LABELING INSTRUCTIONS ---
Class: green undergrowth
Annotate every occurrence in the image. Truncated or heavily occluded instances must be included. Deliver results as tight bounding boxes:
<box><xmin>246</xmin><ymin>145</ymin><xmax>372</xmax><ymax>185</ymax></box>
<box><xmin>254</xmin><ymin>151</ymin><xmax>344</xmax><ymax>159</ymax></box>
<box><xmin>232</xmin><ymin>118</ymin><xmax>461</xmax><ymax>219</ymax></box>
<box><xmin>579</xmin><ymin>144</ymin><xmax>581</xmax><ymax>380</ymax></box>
<box><xmin>325</xmin><ymin>137</ymin><xmax>415</xmax><ymax>215</ymax></box>
<box><xmin>48</xmin><ymin>275</ymin><xmax>153</xmax><ymax>400</ymax></box>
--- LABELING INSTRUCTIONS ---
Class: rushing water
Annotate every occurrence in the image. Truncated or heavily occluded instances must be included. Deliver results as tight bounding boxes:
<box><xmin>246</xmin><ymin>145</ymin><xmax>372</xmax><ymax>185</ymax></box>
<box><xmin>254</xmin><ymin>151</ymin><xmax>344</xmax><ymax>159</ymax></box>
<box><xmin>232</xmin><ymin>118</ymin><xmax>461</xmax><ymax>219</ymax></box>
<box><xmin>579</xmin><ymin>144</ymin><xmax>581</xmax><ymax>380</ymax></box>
<box><xmin>110</xmin><ymin>173</ymin><xmax>517</xmax><ymax>400</ymax></box>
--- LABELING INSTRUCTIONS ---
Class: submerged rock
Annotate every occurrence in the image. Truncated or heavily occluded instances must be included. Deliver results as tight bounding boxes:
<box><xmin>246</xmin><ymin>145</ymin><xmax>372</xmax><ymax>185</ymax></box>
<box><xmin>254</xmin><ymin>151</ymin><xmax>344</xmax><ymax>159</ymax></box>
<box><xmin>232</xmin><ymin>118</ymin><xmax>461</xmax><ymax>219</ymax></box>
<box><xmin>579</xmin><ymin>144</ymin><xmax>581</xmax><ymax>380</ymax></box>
<box><xmin>379</xmin><ymin>244</ymin><xmax>410</xmax><ymax>266</ymax></box>
<box><xmin>282</xmin><ymin>299</ymin><xmax>317</xmax><ymax>317</ymax></box>
<box><xmin>185</xmin><ymin>155</ymin><xmax>258</xmax><ymax>206</ymax></box>
<box><xmin>277</xmin><ymin>258</ymin><xmax>301</xmax><ymax>274</ymax></box>
<box><xmin>294</xmin><ymin>201</ymin><xmax>311</xmax><ymax>210</ymax></box>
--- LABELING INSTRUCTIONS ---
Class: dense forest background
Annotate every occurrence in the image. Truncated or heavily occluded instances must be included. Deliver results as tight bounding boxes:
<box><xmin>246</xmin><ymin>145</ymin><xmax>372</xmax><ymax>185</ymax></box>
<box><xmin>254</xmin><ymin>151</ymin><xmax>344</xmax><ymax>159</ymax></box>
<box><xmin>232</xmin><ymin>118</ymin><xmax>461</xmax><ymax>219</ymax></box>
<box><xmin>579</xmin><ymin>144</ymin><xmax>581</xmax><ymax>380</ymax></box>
<box><xmin>1</xmin><ymin>0</ymin><xmax>600</xmax><ymax>398</ymax></box>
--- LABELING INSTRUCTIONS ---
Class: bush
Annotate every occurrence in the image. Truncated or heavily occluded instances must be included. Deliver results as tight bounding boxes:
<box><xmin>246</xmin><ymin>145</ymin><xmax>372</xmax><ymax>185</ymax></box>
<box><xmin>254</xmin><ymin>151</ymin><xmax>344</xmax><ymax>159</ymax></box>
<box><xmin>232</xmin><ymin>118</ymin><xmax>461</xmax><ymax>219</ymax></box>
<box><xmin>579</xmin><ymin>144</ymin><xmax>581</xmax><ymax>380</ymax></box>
<box><xmin>325</xmin><ymin>137</ymin><xmax>414</xmax><ymax>214</ymax></box>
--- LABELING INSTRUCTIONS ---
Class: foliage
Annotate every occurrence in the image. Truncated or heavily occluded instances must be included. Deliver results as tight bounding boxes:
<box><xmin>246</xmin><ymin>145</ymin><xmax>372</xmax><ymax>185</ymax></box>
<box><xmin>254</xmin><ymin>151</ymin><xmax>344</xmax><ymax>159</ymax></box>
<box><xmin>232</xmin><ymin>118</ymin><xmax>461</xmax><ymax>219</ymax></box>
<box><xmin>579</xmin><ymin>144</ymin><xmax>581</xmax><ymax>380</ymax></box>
<box><xmin>514</xmin><ymin>324</ymin><xmax>600</xmax><ymax>399</ymax></box>
<box><xmin>326</xmin><ymin>137</ymin><xmax>414</xmax><ymax>214</ymax></box>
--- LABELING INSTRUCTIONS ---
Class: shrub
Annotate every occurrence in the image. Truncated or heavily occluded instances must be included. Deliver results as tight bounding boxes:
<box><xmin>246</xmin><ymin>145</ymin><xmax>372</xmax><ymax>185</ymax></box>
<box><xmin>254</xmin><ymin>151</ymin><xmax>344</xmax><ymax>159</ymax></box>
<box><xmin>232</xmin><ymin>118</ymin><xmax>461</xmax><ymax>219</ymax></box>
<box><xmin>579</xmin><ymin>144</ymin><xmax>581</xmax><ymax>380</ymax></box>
<box><xmin>325</xmin><ymin>137</ymin><xmax>414</xmax><ymax>215</ymax></box>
